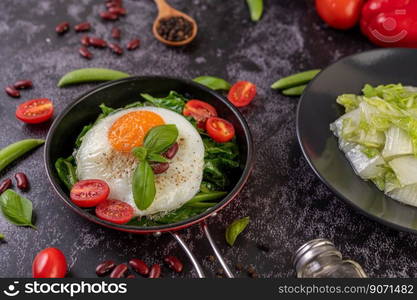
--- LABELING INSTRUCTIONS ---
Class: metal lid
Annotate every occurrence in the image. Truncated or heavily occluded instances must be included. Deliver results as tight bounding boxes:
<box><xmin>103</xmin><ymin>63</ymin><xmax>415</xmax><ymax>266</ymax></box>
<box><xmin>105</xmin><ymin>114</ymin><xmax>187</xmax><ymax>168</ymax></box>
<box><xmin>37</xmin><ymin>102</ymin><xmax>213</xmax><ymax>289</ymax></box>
<box><xmin>293</xmin><ymin>238</ymin><xmax>342</xmax><ymax>272</ymax></box>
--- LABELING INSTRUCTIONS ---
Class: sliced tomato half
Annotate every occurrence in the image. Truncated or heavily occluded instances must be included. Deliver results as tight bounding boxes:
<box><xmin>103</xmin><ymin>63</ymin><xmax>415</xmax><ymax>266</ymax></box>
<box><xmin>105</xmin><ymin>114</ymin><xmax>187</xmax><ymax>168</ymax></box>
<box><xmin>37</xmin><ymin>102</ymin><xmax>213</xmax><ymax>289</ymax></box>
<box><xmin>70</xmin><ymin>179</ymin><xmax>110</xmax><ymax>208</ymax></box>
<box><xmin>206</xmin><ymin>117</ymin><xmax>235</xmax><ymax>143</ymax></box>
<box><xmin>183</xmin><ymin>100</ymin><xmax>217</xmax><ymax>128</ymax></box>
<box><xmin>16</xmin><ymin>98</ymin><xmax>54</xmax><ymax>124</ymax></box>
<box><xmin>228</xmin><ymin>81</ymin><xmax>257</xmax><ymax>107</ymax></box>
<box><xmin>95</xmin><ymin>199</ymin><xmax>134</xmax><ymax>224</ymax></box>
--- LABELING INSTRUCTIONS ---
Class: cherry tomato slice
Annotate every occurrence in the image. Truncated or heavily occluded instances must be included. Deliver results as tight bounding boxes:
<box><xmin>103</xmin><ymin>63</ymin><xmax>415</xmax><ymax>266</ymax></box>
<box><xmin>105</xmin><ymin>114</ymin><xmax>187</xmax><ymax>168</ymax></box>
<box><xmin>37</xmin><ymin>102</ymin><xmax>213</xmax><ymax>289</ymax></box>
<box><xmin>228</xmin><ymin>81</ymin><xmax>257</xmax><ymax>107</ymax></box>
<box><xmin>183</xmin><ymin>100</ymin><xmax>217</xmax><ymax>128</ymax></box>
<box><xmin>15</xmin><ymin>98</ymin><xmax>54</xmax><ymax>124</ymax></box>
<box><xmin>95</xmin><ymin>199</ymin><xmax>134</xmax><ymax>224</ymax></box>
<box><xmin>70</xmin><ymin>179</ymin><xmax>110</xmax><ymax>208</ymax></box>
<box><xmin>315</xmin><ymin>0</ymin><xmax>363</xmax><ymax>30</ymax></box>
<box><xmin>32</xmin><ymin>248</ymin><xmax>67</xmax><ymax>278</ymax></box>
<box><xmin>206</xmin><ymin>117</ymin><xmax>235</xmax><ymax>143</ymax></box>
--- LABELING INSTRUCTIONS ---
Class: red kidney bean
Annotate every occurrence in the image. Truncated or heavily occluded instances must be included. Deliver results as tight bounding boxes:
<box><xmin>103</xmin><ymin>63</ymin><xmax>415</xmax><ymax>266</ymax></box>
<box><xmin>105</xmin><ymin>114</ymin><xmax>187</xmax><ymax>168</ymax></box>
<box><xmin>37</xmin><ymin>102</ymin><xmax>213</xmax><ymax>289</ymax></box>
<box><xmin>56</xmin><ymin>22</ymin><xmax>70</xmax><ymax>34</ymax></box>
<box><xmin>81</xmin><ymin>35</ymin><xmax>90</xmax><ymax>46</ymax></box>
<box><xmin>0</xmin><ymin>179</ymin><xmax>12</xmax><ymax>194</ymax></box>
<box><xmin>129</xmin><ymin>259</ymin><xmax>149</xmax><ymax>276</ymax></box>
<box><xmin>96</xmin><ymin>260</ymin><xmax>117</xmax><ymax>276</ymax></box>
<box><xmin>164</xmin><ymin>256</ymin><xmax>183</xmax><ymax>273</ymax></box>
<box><xmin>100</xmin><ymin>11</ymin><xmax>119</xmax><ymax>21</ymax></box>
<box><xmin>106</xmin><ymin>2</ymin><xmax>119</xmax><ymax>8</ymax></box>
<box><xmin>13</xmin><ymin>80</ymin><xmax>33</xmax><ymax>90</ymax></box>
<box><xmin>74</xmin><ymin>22</ymin><xmax>91</xmax><ymax>32</ymax></box>
<box><xmin>109</xmin><ymin>7</ymin><xmax>127</xmax><ymax>16</ymax></box>
<box><xmin>110</xmin><ymin>264</ymin><xmax>128</xmax><ymax>278</ymax></box>
<box><xmin>108</xmin><ymin>43</ymin><xmax>123</xmax><ymax>55</ymax></box>
<box><xmin>148</xmin><ymin>264</ymin><xmax>161</xmax><ymax>278</ymax></box>
<box><xmin>126</xmin><ymin>274</ymin><xmax>135</xmax><ymax>279</ymax></box>
<box><xmin>89</xmin><ymin>37</ymin><xmax>107</xmax><ymax>48</ymax></box>
<box><xmin>14</xmin><ymin>173</ymin><xmax>29</xmax><ymax>190</ymax></box>
<box><xmin>79</xmin><ymin>47</ymin><xmax>93</xmax><ymax>59</ymax></box>
<box><xmin>151</xmin><ymin>163</ymin><xmax>169</xmax><ymax>174</ymax></box>
<box><xmin>127</xmin><ymin>39</ymin><xmax>140</xmax><ymax>50</ymax></box>
<box><xmin>5</xmin><ymin>86</ymin><xmax>20</xmax><ymax>98</ymax></box>
<box><xmin>111</xmin><ymin>27</ymin><xmax>121</xmax><ymax>40</ymax></box>
<box><xmin>163</xmin><ymin>143</ymin><xmax>179</xmax><ymax>159</ymax></box>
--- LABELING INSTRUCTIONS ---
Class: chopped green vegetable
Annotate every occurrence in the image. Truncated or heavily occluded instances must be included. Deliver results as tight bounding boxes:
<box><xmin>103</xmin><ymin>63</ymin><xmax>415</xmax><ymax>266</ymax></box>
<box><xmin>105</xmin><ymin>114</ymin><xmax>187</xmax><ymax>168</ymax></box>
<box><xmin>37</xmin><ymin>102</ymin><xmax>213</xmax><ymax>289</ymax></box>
<box><xmin>271</xmin><ymin>69</ymin><xmax>321</xmax><ymax>90</ymax></box>
<box><xmin>141</xmin><ymin>91</ymin><xmax>187</xmax><ymax>114</ymax></box>
<box><xmin>246</xmin><ymin>0</ymin><xmax>263</xmax><ymax>22</ymax></box>
<box><xmin>185</xmin><ymin>191</ymin><xmax>227</xmax><ymax>207</ymax></box>
<box><xmin>225</xmin><ymin>216</ymin><xmax>250</xmax><ymax>246</ymax></box>
<box><xmin>193</xmin><ymin>76</ymin><xmax>232</xmax><ymax>91</ymax></box>
<box><xmin>55</xmin><ymin>156</ymin><xmax>77</xmax><ymax>190</ymax></box>
<box><xmin>282</xmin><ymin>85</ymin><xmax>307</xmax><ymax>96</ymax></box>
<box><xmin>57</xmin><ymin>68</ymin><xmax>130</xmax><ymax>87</ymax></box>
<box><xmin>0</xmin><ymin>139</ymin><xmax>45</xmax><ymax>174</ymax></box>
<box><xmin>0</xmin><ymin>189</ymin><xmax>36</xmax><ymax>229</ymax></box>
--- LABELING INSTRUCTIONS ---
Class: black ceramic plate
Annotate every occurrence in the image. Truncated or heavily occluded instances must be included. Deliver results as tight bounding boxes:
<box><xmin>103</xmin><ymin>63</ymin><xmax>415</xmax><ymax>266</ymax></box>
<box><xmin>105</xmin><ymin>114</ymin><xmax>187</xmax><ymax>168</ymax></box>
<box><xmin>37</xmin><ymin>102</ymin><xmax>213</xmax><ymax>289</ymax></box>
<box><xmin>297</xmin><ymin>48</ymin><xmax>417</xmax><ymax>233</ymax></box>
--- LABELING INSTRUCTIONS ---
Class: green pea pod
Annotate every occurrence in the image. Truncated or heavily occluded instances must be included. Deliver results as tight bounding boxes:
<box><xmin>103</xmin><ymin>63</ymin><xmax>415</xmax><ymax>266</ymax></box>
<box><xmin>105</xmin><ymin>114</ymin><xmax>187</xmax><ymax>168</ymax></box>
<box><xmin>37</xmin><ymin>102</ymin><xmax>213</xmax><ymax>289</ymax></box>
<box><xmin>0</xmin><ymin>139</ymin><xmax>45</xmax><ymax>173</ymax></box>
<box><xmin>132</xmin><ymin>160</ymin><xmax>156</xmax><ymax>210</ymax></box>
<box><xmin>282</xmin><ymin>84</ymin><xmax>307</xmax><ymax>96</ymax></box>
<box><xmin>225</xmin><ymin>216</ymin><xmax>250</xmax><ymax>246</ymax></box>
<box><xmin>271</xmin><ymin>69</ymin><xmax>321</xmax><ymax>90</ymax></box>
<box><xmin>246</xmin><ymin>0</ymin><xmax>263</xmax><ymax>22</ymax></box>
<box><xmin>193</xmin><ymin>76</ymin><xmax>232</xmax><ymax>91</ymax></box>
<box><xmin>57</xmin><ymin>68</ymin><xmax>130</xmax><ymax>87</ymax></box>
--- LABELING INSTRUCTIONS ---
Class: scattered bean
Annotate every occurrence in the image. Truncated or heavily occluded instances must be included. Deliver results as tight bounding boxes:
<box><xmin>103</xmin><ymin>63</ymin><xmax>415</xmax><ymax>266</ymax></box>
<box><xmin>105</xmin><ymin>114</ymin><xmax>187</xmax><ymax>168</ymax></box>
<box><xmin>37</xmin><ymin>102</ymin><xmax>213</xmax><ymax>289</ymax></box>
<box><xmin>127</xmin><ymin>39</ymin><xmax>140</xmax><ymax>51</ymax></box>
<box><xmin>0</xmin><ymin>179</ymin><xmax>12</xmax><ymax>194</ymax></box>
<box><xmin>13</xmin><ymin>80</ymin><xmax>33</xmax><ymax>90</ymax></box>
<box><xmin>74</xmin><ymin>22</ymin><xmax>91</xmax><ymax>32</ymax></box>
<box><xmin>164</xmin><ymin>256</ymin><xmax>183</xmax><ymax>273</ymax></box>
<box><xmin>5</xmin><ymin>86</ymin><xmax>20</xmax><ymax>98</ymax></box>
<box><xmin>163</xmin><ymin>143</ymin><xmax>178</xmax><ymax>159</ymax></box>
<box><xmin>126</xmin><ymin>274</ymin><xmax>135</xmax><ymax>279</ymax></box>
<box><xmin>100</xmin><ymin>11</ymin><xmax>119</xmax><ymax>21</ymax></box>
<box><xmin>110</xmin><ymin>263</ymin><xmax>128</xmax><ymax>278</ymax></box>
<box><xmin>89</xmin><ymin>37</ymin><xmax>107</xmax><ymax>48</ymax></box>
<box><xmin>148</xmin><ymin>264</ymin><xmax>161</xmax><ymax>278</ymax></box>
<box><xmin>111</xmin><ymin>27</ymin><xmax>121</xmax><ymax>40</ymax></box>
<box><xmin>129</xmin><ymin>258</ymin><xmax>149</xmax><ymax>276</ymax></box>
<box><xmin>79</xmin><ymin>47</ymin><xmax>93</xmax><ymax>59</ymax></box>
<box><xmin>108</xmin><ymin>43</ymin><xmax>123</xmax><ymax>55</ymax></box>
<box><xmin>96</xmin><ymin>260</ymin><xmax>117</xmax><ymax>276</ymax></box>
<box><xmin>151</xmin><ymin>163</ymin><xmax>169</xmax><ymax>174</ymax></box>
<box><xmin>15</xmin><ymin>172</ymin><xmax>29</xmax><ymax>190</ymax></box>
<box><xmin>55</xmin><ymin>22</ymin><xmax>70</xmax><ymax>34</ymax></box>
<box><xmin>81</xmin><ymin>35</ymin><xmax>90</xmax><ymax>46</ymax></box>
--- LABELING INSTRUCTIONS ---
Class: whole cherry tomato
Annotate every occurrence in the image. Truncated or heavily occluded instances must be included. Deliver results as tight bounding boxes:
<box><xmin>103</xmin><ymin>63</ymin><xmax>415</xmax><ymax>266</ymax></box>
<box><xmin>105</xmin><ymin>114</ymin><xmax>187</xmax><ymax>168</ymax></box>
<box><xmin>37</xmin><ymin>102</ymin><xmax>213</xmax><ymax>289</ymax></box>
<box><xmin>316</xmin><ymin>0</ymin><xmax>364</xmax><ymax>30</ymax></box>
<box><xmin>32</xmin><ymin>248</ymin><xmax>67</xmax><ymax>278</ymax></box>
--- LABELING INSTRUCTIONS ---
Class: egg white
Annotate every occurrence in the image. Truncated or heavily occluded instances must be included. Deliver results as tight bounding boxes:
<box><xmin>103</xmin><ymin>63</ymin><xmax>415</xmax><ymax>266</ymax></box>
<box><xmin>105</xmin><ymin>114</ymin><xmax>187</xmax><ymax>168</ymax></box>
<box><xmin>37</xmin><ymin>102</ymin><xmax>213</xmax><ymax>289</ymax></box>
<box><xmin>75</xmin><ymin>106</ymin><xmax>205</xmax><ymax>216</ymax></box>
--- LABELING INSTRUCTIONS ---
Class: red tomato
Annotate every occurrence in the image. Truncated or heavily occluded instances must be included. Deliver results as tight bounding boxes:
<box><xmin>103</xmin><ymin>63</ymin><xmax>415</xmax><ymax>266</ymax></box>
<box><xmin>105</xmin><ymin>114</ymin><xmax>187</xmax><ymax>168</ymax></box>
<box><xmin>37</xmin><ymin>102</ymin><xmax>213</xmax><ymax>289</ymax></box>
<box><xmin>32</xmin><ymin>248</ymin><xmax>67</xmax><ymax>278</ymax></box>
<box><xmin>70</xmin><ymin>179</ymin><xmax>110</xmax><ymax>208</ymax></box>
<box><xmin>95</xmin><ymin>199</ymin><xmax>134</xmax><ymax>224</ymax></box>
<box><xmin>15</xmin><ymin>98</ymin><xmax>54</xmax><ymax>124</ymax></box>
<box><xmin>315</xmin><ymin>0</ymin><xmax>363</xmax><ymax>30</ymax></box>
<box><xmin>183</xmin><ymin>100</ymin><xmax>217</xmax><ymax>127</ymax></box>
<box><xmin>228</xmin><ymin>81</ymin><xmax>257</xmax><ymax>107</ymax></box>
<box><xmin>206</xmin><ymin>117</ymin><xmax>235</xmax><ymax>143</ymax></box>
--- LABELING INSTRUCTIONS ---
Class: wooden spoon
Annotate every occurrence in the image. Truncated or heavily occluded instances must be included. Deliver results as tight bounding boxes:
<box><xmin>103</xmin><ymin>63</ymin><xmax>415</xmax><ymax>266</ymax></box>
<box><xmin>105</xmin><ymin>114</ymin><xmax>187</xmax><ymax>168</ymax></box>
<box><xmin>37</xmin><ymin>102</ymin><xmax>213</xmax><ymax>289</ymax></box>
<box><xmin>152</xmin><ymin>0</ymin><xmax>198</xmax><ymax>46</ymax></box>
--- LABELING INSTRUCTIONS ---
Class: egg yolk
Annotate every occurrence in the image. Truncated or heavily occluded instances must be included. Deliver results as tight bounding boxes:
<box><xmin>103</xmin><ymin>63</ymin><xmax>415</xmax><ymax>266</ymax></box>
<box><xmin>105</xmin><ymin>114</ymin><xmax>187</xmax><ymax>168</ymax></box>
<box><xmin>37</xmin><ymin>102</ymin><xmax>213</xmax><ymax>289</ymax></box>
<box><xmin>108</xmin><ymin>111</ymin><xmax>165</xmax><ymax>152</ymax></box>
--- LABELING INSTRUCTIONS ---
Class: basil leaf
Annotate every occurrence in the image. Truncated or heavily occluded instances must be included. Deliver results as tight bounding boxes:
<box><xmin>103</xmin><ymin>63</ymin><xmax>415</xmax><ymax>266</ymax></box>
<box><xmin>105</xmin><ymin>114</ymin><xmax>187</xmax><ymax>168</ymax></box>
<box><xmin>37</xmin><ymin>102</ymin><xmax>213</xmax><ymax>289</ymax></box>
<box><xmin>0</xmin><ymin>233</ymin><xmax>4</xmax><ymax>240</ymax></box>
<box><xmin>146</xmin><ymin>153</ymin><xmax>169</xmax><ymax>163</ymax></box>
<box><xmin>55</xmin><ymin>156</ymin><xmax>77</xmax><ymax>190</ymax></box>
<box><xmin>0</xmin><ymin>190</ymin><xmax>36</xmax><ymax>229</ymax></box>
<box><xmin>144</xmin><ymin>125</ymin><xmax>179</xmax><ymax>154</ymax></box>
<box><xmin>193</xmin><ymin>76</ymin><xmax>232</xmax><ymax>91</ymax></box>
<box><xmin>132</xmin><ymin>160</ymin><xmax>156</xmax><ymax>210</ymax></box>
<box><xmin>225</xmin><ymin>216</ymin><xmax>250</xmax><ymax>246</ymax></box>
<box><xmin>246</xmin><ymin>0</ymin><xmax>263</xmax><ymax>22</ymax></box>
<box><xmin>141</xmin><ymin>91</ymin><xmax>187</xmax><ymax>114</ymax></box>
<box><xmin>132</xmin><ymin>147</ymin><xmax>148</xmax><ymax>161</ymax></box>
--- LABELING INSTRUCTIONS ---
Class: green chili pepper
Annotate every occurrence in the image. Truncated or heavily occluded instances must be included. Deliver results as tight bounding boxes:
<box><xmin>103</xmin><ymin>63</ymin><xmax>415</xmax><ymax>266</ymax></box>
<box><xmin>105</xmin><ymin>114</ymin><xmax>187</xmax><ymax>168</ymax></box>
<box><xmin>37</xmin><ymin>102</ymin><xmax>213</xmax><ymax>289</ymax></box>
<box><xmin>193</xmin><ymin>76</ymin><xmax>232</xmax><ymax>91</ymax></box>
<box><xmin>246</xmin><ymin>0</ymin><xmax>263</xmax><ymax>22</ymax></box>
<box><xmin>271</xmin><ymin>69</ymin><xmax>321</xmax><ymax>90</ymax></box>
<box><xmin>0</xmin><ymin>139</ymin><xmax>45</xmax><ymax>173</ymax></box>
<box><xmin>57</xmin><ymin>68</ymin><xmax>130</xmax><ymax>87</ymax></box>
<box><xmin>282</xmin><ymin>84</ymin><xmax>307</xmax><ymax>96</ymax></box>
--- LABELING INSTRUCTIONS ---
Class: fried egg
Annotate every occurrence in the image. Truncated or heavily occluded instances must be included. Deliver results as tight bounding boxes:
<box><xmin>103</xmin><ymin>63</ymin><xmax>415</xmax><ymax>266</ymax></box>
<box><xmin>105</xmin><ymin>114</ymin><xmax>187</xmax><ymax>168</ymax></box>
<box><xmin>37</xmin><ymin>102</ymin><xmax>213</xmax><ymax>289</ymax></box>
<box><xmin>76</xmin><ymin>106</ymin><xmax>205</xmax><ymax>216</ymax></box>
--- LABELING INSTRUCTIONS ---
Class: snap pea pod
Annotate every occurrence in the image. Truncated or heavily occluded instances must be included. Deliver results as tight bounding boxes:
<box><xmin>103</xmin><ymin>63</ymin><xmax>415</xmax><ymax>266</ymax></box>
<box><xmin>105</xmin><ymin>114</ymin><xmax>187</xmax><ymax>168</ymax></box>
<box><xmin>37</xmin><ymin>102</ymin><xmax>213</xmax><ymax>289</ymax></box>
<box><xmin>193</xmin><ymin>76</ymin><xmax>232</xmax><ymax>91</ymax></box>
<box><xmin>246</xmin><ymin>0</ymin><xmax>263</xmax><ymax>22</ymax></box>
<box><xmin>0</xmin><ymin>139</ymin><xmax>45</xmax><ymax>173</ymax></box>
<box><xmin>282</xmin><ymin>84</ymin><xmax>307</xmax><ymax>96</ymax></box>
<box><xmin>271</xmin><ymin>69</ymin><xmax>321</xmax><ymax>90</ymax></box>
<box><xmin>57</xmin><ymin>68</ymin><xmax>130</xmax><ymax>87</ymax></box>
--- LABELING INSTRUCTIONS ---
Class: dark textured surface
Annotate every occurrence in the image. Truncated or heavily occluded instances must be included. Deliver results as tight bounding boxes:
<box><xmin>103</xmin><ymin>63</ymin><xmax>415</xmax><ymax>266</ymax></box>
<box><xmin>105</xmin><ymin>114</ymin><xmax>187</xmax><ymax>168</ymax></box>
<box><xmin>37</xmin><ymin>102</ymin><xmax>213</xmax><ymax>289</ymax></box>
<box><xmin>0</xmin><ymin>0</ymin><xmax>416</xmax><ymax>278</ymax></box>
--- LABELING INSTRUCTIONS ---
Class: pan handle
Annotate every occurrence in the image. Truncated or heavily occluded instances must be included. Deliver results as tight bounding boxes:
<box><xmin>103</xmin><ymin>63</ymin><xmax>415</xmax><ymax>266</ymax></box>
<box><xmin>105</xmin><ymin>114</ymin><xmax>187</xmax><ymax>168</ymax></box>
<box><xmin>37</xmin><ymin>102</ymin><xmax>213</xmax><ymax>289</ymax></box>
<box><xmin>170</xmin><ymin>231</ymin><xmax>206</xmax><ymax>278</ymax></box>
<box><xmin>201</xmin><ymin>220</ymin><xmax>234</xmax><ymax>278</ymax></box>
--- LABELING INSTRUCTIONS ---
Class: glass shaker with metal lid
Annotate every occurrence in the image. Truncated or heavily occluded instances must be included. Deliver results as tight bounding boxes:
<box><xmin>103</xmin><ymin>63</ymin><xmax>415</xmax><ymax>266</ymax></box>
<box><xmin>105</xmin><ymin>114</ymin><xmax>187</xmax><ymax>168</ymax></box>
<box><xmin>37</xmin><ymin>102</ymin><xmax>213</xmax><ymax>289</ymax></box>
<box><xmin>293</xmin><ymin>238</ymin><xmax>367</xmax><ymax>278</ymax></box>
